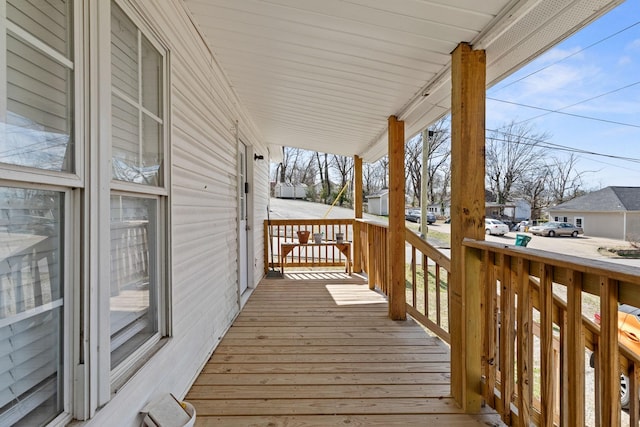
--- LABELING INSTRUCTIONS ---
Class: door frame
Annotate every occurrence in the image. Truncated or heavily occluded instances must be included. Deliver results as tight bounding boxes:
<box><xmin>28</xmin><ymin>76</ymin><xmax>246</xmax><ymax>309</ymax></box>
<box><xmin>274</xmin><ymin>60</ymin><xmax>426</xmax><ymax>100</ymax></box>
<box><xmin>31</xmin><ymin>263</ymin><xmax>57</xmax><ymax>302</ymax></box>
<box><xmin>237</xmin><ymin>139</ymin><xmax>254</xmax><ymax>307</ymax></box>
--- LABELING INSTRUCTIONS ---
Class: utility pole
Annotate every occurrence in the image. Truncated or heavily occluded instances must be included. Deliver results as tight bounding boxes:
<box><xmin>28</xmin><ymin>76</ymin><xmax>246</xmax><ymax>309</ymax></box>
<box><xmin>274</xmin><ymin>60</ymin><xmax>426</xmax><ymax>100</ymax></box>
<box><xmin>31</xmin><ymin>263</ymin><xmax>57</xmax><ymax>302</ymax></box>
<box><xmin>420</xmin><ymin>129</ymin><xmax>432</xmax><ymax>238</ymax></box>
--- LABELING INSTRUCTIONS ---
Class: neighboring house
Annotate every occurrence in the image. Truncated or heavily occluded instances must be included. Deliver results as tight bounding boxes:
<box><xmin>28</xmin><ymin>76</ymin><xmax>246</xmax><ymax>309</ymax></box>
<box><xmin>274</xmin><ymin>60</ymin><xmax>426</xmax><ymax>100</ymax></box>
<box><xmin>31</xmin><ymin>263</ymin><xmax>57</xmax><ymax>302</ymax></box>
<box><xmin>428</xmin><ymin>203</ymin><xmax>450</xmax><ymax>217</ymax></box>
<box><xmin>274</xmin><ymin>182</ymin><xmax>308</xmax><ymax>199</ymax></box>
<box><xmin>548</xmin><ymin>186</ymin><xmax>640</xmax><ymax>241</ymax></box>
<box><xmin>486</xmin><ymin>199</ymin><xmax>531</xmax><ymax>221</ymax></box>
<box><xmin>366</xmin><ymin>190</ymin><xmax>389</xmax><ymax>215</ymax></box>
<box><xmin>504</xmin><ymin>199</ymin><xmax>532</xmax><ymax>221</ymax></box>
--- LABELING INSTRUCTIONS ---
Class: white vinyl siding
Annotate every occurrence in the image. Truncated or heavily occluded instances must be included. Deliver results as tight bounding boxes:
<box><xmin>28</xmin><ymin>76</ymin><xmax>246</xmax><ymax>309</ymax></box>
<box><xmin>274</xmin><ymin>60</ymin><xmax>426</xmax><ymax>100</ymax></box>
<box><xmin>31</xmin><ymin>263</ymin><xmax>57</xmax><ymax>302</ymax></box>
<box><xmin>2</xmin><ymin>0</ymin><xmax>271</xmax><ymax>424</ymax></box>
<box><xmin>89</xmin><ymin>1</ymin><xmax>268</xmax><ymax>424</ymax></box>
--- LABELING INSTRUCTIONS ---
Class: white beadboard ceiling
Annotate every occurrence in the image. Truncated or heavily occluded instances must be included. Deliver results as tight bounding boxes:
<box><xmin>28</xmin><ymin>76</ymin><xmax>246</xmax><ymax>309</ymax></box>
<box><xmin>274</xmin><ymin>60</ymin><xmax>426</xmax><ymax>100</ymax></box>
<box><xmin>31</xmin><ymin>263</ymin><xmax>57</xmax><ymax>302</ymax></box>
<box><xmin>182</xmin><ymin>0</ymin><xmax>622</xmax><ymax>162</ymax></box>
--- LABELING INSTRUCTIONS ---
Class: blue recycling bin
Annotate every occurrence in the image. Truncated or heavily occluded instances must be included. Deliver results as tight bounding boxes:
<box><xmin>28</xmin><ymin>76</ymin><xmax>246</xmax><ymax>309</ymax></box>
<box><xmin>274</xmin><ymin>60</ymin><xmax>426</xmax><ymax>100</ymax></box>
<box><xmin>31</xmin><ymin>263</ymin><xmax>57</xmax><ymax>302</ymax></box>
<box><xmin>515</xmin><ymin>234</ymin><xmax>531</xmax><ymax>247</ymax></box>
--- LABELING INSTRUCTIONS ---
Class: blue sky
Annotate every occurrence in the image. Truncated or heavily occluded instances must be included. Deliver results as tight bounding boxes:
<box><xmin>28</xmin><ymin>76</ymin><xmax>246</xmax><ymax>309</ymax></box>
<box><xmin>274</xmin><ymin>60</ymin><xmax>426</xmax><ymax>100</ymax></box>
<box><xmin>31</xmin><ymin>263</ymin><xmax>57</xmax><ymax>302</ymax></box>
<box><xmin>486</xmin><ymin>0</ymin><xmax>640</xmax><ymax>189</ymax></box>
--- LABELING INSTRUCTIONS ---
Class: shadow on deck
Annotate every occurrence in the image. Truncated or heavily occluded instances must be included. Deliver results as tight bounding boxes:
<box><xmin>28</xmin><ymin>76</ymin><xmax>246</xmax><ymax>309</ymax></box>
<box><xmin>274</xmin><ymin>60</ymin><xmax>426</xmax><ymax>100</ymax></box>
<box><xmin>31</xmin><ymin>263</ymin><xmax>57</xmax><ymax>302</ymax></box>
<box><xmin>186</xmin><ymin>273</ymin><xmax>503</xmax><ymax>426</ymax></box>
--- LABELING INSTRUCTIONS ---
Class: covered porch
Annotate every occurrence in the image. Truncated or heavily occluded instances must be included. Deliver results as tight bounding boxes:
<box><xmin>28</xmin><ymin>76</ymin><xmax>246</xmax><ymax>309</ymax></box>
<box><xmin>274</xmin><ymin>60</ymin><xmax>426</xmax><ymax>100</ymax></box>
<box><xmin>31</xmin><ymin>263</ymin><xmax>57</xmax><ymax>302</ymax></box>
<box><xmin>189</xmin><ymin>216</ymin><xmax>640</xmax><ymax>426</ymax></box>
<box><xmin>187</xmin><ymin>274</ymin><xmax>501</xmax><ymax>426</ymax></box>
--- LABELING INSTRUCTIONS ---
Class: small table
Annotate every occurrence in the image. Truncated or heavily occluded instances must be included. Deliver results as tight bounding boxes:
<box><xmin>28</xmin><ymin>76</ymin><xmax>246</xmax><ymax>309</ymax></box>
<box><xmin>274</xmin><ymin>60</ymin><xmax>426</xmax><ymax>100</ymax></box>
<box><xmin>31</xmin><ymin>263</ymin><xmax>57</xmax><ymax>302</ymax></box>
<box><xmin>280</xmin><ymin>242</ymin><xmax>351</xmax><ymax>275</ymax></box>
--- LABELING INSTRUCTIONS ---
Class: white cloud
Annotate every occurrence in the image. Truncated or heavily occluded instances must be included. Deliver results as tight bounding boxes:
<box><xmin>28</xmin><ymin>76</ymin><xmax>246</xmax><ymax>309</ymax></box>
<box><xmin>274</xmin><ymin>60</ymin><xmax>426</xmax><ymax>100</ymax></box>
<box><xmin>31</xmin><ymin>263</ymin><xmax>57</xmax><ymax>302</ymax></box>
<box><xmin>626</xmin><ymin>38</ymin><xmax>640</xmax><ymax>51</ymax></box>
<box><xmin>618</xmin><ymin>56</ymin><xmax>632</xmax><ymax>66</ymax></box>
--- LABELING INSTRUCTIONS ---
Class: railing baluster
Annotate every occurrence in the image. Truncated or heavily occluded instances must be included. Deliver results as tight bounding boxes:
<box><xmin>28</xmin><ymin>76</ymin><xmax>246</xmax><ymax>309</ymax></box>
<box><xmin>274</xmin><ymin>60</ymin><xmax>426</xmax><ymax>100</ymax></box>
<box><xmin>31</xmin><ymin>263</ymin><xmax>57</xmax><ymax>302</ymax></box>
<box><xmin>423</xmin><ymin>253</ymin><xmax>428</xmax><ymax>318</ymax></box>
<box><xmin>539</xmin><ymin>263</ymin><xmax>555</xmax><ymax>426</ymax></box>
<box><xmin>435</xmin><ymin>262</ymin><xmax>441</xmax><ymax>326</ymax></box>
<box><xmin>411</xmin><ymin>247</ymin><xmax>416</xmax><ymax>307</ymax></box>
<box><xmin>499</xmin><ymin>253</ymin><xmax>515</xmax><ymax>425</ymax></box>
<box><xmin>599</xmin><ymin>276</ymin><xmax>620</xmax><ymax>426</ymax></box>
<box><xmin>630</xmin><ymin>363</ymin><xmax>639</xmax><ymax>426</ymax></box>
<box><xmin>566</xmin><ymin>270</ymin><xmax>585</xmax><ymax>427</ymax></box>
<box><xmin>517</xmin><ymin>257</ymin><xmax>532</xmax><ymax>426</ymax></box>
<box><xmin>482</xmin><ymin>250</ymin><xmax>497</xmax><ymax>408</ymax></box>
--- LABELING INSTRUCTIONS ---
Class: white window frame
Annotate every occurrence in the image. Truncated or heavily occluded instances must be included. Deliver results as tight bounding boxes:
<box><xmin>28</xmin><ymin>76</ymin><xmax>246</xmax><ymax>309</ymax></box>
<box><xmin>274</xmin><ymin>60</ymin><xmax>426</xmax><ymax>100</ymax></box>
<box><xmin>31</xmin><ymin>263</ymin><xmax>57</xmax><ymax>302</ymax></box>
<box><xmin>0</xmin><ymin>181</ymin><xmax>76</xmax><ymax>426</ymax></box>
<box><xmin>95</xmin><ymin>0</ymin><xmax>171</xmax><ymax>404</ymax></box>
<box><xmin>0</xmin><ymin>0</ymin><xmax>83</xmax><ymax>423</ymax></box>
<box><xmin>0</xmin><ymin>0</ymin><xmax>84</xmax><ymax>188</ymax></box>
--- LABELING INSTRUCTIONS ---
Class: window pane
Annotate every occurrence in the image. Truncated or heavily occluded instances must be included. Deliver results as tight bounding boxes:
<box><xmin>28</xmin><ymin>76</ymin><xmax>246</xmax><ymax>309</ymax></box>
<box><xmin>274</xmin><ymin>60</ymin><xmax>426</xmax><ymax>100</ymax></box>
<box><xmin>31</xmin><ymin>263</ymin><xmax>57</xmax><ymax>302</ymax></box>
<box><xmin>111</xmin><ymin>2</ymin><xmax>164</xmax><ymax>187</ymax></box>
<box><xmin>142</xmin><ymin>114</ymin><xmax>162</xmax><ymax>186</ymax></box>
<box><xmin>141</xmin><ymin>35</ymin><xmax>161</xmax><ymax>117</ymax></box>
<box><xmin>7</xmin><ymin>0</ymin><xmax>72</xmax><ymax>59</ymax></box>
<box><xmin>111</xmin><ymin>3</ymin><xmax>139</xmax><ymax>101</ymax></box>
<box><xmin>110</xmin><ymin>196</ymin><xmax>157</xmax><ymax>369</ymax></box>
<box><xmin>2</xmin><ymin>34</ymin><xmax>74</xmax><ymax>172</ymax></box>
<box><xmin>112</xmin><ymin>94</ymin><xmax>140</xmax><ymax>180</ymax></box>
<box><xmin>0</xmin><ymin>187</ymin><xmax>64</xmax><ymax>426</ymax></box>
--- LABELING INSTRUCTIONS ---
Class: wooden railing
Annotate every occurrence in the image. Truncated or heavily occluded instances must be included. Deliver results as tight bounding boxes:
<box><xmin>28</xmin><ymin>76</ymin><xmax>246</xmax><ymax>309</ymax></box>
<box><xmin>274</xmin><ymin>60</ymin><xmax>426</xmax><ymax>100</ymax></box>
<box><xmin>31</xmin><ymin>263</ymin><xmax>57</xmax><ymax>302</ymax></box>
<box><xmin>264</xmin><ymin>219</ymin><xmax>355</xmax><ymax>274</ymax></box>
<box><xmin>357</xmin><ymin>220</ymin><xmax>451</xmax><ymax>343</ymax></box>
<box><xmin>464</xmin><ymin>238</ymin><xmax>640</xmax><ymax>426</ymax></box>
<box><xmin>405</xmin><ymin>229</ymin><xmax>451</xmax><ymax>344</ymax></box>
<box><xmin>263</xmin><ymin>218</ymin><xmax>640</xmax><ymax>425</ymax></box>
<box><xmin>357</xmin><ymin>219</ymin><xmax>388</xmax><ymax>293</ymax></box>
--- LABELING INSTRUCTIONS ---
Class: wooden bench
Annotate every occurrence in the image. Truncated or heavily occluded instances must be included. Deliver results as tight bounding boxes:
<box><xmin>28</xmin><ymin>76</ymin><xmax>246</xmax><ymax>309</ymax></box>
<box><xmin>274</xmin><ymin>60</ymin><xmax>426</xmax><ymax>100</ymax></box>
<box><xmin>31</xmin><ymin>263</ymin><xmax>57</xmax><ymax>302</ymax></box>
<box><xmin>280</xmin><ymin>242</ymin><xmax>351</xmax><ymax>275</ymax></box>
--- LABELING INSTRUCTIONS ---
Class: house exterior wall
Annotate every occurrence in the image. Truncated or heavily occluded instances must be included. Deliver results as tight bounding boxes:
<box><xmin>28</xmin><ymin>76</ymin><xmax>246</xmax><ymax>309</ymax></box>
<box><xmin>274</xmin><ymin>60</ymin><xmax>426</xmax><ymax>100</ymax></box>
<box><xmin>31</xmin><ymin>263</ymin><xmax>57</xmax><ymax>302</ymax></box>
<box><xmin>0</xmin><ymin>0</ymin><xmax>269</xmax><ymax>425</ymax></box>
<box><xmin>367</xmin><ymin>193</ymin><xmax>388</xmax><ymax>215</ymax></box>
<box><xmin>87</xmin><ymin>1</ymin><xmax>269</xmax><ymax>425</ymax></box>
<box><xmin>624</xmin><ymin>212</ymin><xmax>640</xmax><ymax>241</ymax></box>
<box><xmin>549</xmin><ymin>210</ymin><xmax>626</xmax><ymax>240</ymax></box>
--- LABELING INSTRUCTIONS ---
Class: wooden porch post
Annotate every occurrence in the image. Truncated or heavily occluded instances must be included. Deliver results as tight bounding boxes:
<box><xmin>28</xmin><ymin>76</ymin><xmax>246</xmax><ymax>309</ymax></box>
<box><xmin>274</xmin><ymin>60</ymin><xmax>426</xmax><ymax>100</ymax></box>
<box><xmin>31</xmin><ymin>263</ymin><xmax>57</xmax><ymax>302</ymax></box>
<box><xmin>353</xmin><ymin>155</ymin><xmax>363</xmax><ymax>273</ymax></box>
<box><xmin>450</xmin><ymin>42</ymin><xmax>485</xmax><ymax>411</ymax></box>
<box><xmin>388</xmin><ymin>116</ymin><xmax>406</xmax><ymax>320</ymax></box>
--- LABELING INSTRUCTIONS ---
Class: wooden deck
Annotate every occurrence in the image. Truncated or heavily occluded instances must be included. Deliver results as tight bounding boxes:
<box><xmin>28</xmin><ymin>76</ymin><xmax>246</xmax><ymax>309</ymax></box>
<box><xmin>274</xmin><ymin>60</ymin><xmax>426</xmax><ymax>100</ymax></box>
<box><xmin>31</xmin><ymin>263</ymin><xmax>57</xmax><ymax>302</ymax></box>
<box><xmin>186</xmin><ymin>273</ymin><xmax>503</xmax><ymax>426</ymax></box>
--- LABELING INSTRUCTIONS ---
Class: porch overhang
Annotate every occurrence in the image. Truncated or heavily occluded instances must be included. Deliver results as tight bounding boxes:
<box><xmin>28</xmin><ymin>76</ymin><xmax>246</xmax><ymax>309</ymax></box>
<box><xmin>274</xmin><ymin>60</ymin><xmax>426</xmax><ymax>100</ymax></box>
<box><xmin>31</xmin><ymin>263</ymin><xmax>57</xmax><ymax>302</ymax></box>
<box><xmin>182</xmin><ymin>0</ymin><xmax>621</xmax><ymax>161</ymax></box>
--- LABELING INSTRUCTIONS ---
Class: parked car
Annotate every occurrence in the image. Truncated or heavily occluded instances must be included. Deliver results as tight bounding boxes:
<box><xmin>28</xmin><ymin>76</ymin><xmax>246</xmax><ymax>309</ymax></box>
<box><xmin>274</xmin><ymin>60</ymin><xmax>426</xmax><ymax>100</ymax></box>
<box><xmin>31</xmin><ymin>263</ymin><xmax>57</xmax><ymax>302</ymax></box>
<box><xmin>590</xmin><ymin>304</ymin><xmax>640</xmax><ymax>408</ymax></box>
<box><xmin>425</xmin><ymin>212</ymin><xmax>436</xmax><ymax>224</ymax></box>
<box><xmin>405</xmin><ymin>210</ymin><xmax>436</xmax><ymax>224</ymax></box>
<box><xmin>529</xmin><ymin>221</ymin><xmax>583</xmax><ymax>237</ymax></box>
<box><xmin>485</xmin><ymin>218</ymin><xmax>509</xmax><ymax>236</ymax></box>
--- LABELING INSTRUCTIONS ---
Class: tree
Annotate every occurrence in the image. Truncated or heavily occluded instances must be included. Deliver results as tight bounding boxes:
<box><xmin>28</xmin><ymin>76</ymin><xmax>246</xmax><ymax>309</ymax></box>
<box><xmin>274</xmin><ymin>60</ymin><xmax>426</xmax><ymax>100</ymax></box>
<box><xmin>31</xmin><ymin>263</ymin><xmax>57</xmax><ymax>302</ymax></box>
<box><xmin>425</xmin><ymin>118</ymin><xmax>451</xmax><ymax>206</ymax></box>
<box><xmin>404</xmin><ymin>134</ymin><xmax>422</xmax><ymax>205</ymax></box>
<box><xmin>403</xmin><ymin>117</ymin><xmax>451</xmax><ymax>208</ymax></box>
<box><xmin>519</xmin><ymin>166</ymin><xmax>550</xmax><ymax>220</ymax></box>
<box><xmin>330</xmin><ymin>155</ymin><xmax>354</xmax><ymax>206</ymax></box>
<box><xmin>315</xmin><ymin>152</ymin><xmax>331</xmax><ymax>204</ymax></box>
<box><xmin>545</xmin><ymin>153</ymin><xmax>587</xmax><ymax>205</ymax></box>
<box><xmin>486</xmin><ymin>121</ymin><xmax>548</xmax><ymax>207</ymax></box>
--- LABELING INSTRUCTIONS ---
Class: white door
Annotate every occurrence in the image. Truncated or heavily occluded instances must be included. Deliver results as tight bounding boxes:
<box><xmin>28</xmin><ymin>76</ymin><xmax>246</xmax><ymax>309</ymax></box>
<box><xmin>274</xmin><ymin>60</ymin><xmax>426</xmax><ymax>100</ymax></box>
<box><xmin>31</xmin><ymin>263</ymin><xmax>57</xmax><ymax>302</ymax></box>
<box><xmin>239</xmin><ymin>142</ymin><xmax>249</xmax><ymax>294</ymax></box>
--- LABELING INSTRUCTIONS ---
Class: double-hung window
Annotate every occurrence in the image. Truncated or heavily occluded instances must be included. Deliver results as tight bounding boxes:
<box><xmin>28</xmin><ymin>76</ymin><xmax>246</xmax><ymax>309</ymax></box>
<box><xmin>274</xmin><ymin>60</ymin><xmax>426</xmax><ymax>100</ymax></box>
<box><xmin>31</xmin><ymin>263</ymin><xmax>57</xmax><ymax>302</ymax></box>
<box><xmin>0</xmin><ymin>0</ymin><xmax>76</xmax><ymax>425</ymax></box>
<box><xmin>109</xmin><ymin>1</ymin><xmax>168</xmax><ymax>381</ymax></box>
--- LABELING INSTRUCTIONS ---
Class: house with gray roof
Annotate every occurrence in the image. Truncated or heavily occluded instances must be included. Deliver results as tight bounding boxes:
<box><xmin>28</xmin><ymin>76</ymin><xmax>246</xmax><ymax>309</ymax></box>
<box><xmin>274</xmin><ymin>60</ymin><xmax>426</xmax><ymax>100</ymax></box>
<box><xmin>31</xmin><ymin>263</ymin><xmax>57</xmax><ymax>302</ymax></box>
<box><xmin>548</xmin><ymin>186</ymin><xmax>640</xmax><ymax>241</ymax></box>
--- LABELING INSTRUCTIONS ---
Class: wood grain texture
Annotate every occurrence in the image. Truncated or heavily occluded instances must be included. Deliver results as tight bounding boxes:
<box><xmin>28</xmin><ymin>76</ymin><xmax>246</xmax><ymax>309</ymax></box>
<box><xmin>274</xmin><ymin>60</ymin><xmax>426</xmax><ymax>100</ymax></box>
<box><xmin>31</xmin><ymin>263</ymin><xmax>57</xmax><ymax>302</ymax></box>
<box><xmin>450</xmin><ymin>42</ymin><xmax>486</xmax><ymax>411</ymax></box>
<box><xmin>186</xmin><ymin>277</ymin><xmax>502</xmax><ymax>426</ymax></box>
<box><xmin>388</xmin><ymin>115</ymin><xmax>406</xmax><ymax>320</ymax></box>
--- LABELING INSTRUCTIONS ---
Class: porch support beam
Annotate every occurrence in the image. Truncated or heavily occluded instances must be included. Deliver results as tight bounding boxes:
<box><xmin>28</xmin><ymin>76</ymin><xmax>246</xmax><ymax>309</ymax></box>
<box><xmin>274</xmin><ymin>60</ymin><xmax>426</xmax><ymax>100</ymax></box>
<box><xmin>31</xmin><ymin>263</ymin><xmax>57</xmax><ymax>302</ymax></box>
<box><xmin>450</xmin><ymin>42</ymin><xmax>485</xmax><ymax>412</ymax></box>
<box><xmin>353</xmin><ymin>155</ymin><xmax>363</xmax><ymax>273</ymax></box>
<box><xmin>388</xmin><ymin>116</ymin><xmax>406</xmax><ymax>320</ymax></box>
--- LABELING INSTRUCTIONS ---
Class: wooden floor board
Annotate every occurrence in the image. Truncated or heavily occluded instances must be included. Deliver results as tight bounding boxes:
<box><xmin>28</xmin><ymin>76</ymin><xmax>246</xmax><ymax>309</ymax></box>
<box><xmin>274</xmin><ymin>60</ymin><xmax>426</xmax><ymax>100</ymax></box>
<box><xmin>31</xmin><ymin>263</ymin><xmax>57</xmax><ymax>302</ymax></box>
<box><xmin>186</xmin><ymin>276</ymin><xmax>503</xmax><ymax>426</ymax></box>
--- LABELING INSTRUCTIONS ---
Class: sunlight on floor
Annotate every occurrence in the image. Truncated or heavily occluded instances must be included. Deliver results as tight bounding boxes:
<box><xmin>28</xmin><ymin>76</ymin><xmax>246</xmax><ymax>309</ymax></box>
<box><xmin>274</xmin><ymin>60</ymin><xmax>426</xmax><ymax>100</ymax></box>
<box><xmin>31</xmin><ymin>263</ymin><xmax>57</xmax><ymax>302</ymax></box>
<box><xmin>325</xmin><ymin>284</ymin><xmax>387</xmax><ymax>305</ymax></box>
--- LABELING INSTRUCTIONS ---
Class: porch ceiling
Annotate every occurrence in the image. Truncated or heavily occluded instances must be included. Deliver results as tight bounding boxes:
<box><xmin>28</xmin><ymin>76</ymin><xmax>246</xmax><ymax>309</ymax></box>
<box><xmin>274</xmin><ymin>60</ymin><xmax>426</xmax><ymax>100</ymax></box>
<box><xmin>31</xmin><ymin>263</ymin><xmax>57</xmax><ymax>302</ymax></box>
<box><xmin>182</xmin><ymin>0</ymin><xmax>622</xmax><ymax>162</ymax></box>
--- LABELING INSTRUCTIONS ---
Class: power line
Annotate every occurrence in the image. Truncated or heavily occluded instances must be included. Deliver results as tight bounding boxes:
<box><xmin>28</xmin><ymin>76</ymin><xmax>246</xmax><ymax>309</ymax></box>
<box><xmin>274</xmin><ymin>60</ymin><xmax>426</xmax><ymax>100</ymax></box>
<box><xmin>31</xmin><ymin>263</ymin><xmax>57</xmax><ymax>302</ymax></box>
<box><xmin>486</xmin><ymin>128</ymin><xmax>640</xmax><ymax>163</ymax></box>
<box><xmin>487</xmin><ymin>81</ymin><xmax>640</xmax><ymax>128</ymax></box>
<box><xmin>491</xmin><ymin>20</ymin><xmax>640</xmax><ymax>94</ymax></box>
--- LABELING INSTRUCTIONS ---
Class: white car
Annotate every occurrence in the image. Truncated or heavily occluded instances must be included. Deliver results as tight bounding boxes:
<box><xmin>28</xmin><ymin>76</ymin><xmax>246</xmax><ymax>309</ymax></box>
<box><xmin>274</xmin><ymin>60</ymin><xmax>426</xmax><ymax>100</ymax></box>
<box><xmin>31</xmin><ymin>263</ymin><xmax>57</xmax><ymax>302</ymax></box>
<box><xmin>485</xmin><ymin>219</ymin><xmax>510</xmax><ymax>236</ymax></box>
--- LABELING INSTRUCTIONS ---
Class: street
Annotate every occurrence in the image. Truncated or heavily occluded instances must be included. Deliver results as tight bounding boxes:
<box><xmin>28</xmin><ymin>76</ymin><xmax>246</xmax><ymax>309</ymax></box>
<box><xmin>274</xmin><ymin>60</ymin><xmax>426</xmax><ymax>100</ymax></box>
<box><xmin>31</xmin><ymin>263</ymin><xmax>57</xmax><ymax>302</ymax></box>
<box><xmin>269</xmin><ymin>197</ymin><xmax>640</xmax><ymax>268</ymax></box>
